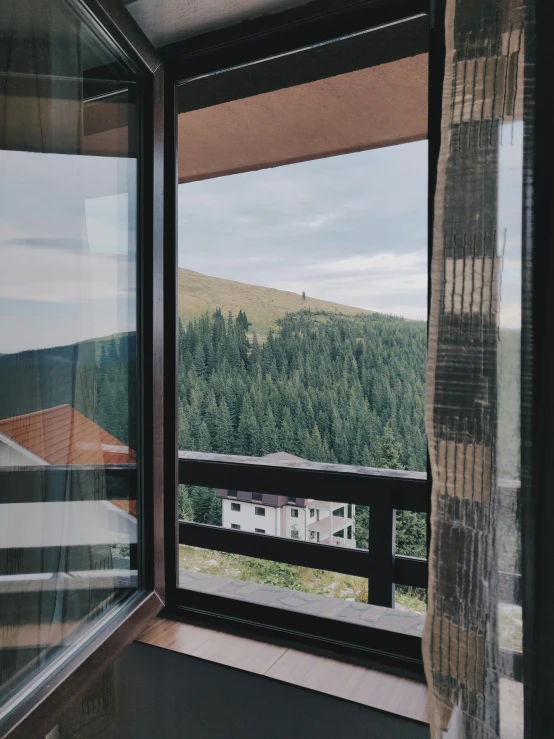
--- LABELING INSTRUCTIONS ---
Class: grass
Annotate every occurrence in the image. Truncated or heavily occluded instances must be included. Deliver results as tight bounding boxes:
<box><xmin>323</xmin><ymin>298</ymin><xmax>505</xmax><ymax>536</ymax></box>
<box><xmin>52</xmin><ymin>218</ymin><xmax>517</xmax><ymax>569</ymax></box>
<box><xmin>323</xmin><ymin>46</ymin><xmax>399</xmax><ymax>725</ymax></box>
<box><xmin>179</xmin><ymin>545</ymin><xmax>426</xmax><ymax>613</ymax></box>
<box><xmin>178</xmin><ymin>268</ymin><xmax>372</xmax><ymax>338</ymax></box>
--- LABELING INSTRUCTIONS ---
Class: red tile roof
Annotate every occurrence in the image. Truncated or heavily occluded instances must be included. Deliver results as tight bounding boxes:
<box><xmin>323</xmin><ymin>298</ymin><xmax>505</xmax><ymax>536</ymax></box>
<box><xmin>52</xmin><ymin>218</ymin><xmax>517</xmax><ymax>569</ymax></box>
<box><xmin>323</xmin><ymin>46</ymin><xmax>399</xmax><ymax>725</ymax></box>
<box><xmin>0</xmin><ymin>404</ymin><xmax>136</xmax><ymax>465</ymax></box>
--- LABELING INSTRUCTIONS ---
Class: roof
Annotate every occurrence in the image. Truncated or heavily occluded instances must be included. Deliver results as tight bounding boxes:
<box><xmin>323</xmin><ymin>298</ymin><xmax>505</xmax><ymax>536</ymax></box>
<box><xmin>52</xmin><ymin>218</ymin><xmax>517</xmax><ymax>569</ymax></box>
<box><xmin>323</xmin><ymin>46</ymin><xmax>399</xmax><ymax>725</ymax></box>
<box><xmin>0</xmin><ymin>405</ymin><xmax>136</xmax><ymax>465</ymax></box>
<box><xmin>262</xmin><ymin>452</ymin><xmax>308</xmax><ymax>463</ymax></box>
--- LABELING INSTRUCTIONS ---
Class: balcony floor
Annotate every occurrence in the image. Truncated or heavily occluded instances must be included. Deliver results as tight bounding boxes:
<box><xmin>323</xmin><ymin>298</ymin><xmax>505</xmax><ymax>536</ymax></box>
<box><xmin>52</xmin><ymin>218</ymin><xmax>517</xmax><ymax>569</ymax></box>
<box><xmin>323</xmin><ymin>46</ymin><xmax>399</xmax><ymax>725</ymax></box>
<box><xmin>178</xmin><ymin>568</ymin><xmax>425</xmax><ymax>636</ymax></box>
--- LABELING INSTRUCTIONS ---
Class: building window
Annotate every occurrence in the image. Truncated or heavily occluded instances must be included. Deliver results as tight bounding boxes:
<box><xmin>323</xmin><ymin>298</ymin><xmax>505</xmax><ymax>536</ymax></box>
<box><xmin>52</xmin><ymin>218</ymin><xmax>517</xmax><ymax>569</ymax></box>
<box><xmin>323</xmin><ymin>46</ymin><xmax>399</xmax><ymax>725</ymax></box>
<box><xmin>228</xmin><ymin>490</ymin><xmax>238</xmax><ymax>498</ymax></box>
<box><xmin>347</xmin><ymin>504</ymin><xmax>353</xmax><ymax>519</ymax></box>
<box><xmin>252</xmin><ymin>493</ymin><xmax>262</xmax><ymax>502</ymax></box>
<box><xmin>231</xmin><ymin>502</ymin><xmax>241</xmax><ymax>512</ymax></box>
<box><xmin>316</xmin><ymin>532</ymin><xmax>320</xmax><ymax>543</ymax></box>
<box><xmin>347</xmin><ymin>525</ymin><xmax>352</xmax><ymax>540</ymax></box>
<box><xmin>255</xmin><ymin>528</ymin><xmax>265</xmax><ymax>534</ymax></box>
<box><xmin>334</xmin><ymin>506</ymin><xmax>345</xmax><ymax>517</ymax></box>
<box><xmin>288</xmin><ymin>497</ymin><xmax>296</xmax><ymax>503</ymax></box>
<box><xmin>255</xmin><ymin>507</ymin><xmax>265</xmax><ymax>516</ymax></box>
<box><xmin>290</xmin><ymin>509</ymin><xmax>299</xmax><ymax>518</ymax></box>
<box><xmin>335</xmin><ymin>529</ymin><xmax>345</xmax><ymax>538</ymax></box>
<box><xmin>309</xmin><ymin>508</ymin><xmax>315</xmax><ymax>517</ymax></box>
<box><xmin>231</xmin><ymin>523</ymin><xmax>241</xmax><ymax>530</ymax></box>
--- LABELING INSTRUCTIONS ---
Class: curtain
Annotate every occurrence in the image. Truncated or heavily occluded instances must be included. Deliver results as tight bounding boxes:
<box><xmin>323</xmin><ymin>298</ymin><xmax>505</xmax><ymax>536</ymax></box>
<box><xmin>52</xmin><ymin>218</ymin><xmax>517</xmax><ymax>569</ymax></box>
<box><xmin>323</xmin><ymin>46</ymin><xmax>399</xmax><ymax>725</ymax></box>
<box><xmin>424</xmin><ymin>0</ymin><xmax>528</xmax><ymax>737</ymax></box>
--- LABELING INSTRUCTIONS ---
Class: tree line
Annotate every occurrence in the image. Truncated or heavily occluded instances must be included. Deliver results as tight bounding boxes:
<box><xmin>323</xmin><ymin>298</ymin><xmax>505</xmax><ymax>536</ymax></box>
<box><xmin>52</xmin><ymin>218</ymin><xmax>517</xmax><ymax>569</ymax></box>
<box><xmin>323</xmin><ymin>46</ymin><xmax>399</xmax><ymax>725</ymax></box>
<box><xmin>176</xmin><ymin>308</ymin><xmax>427</xmax><ymax>555</ymax></box>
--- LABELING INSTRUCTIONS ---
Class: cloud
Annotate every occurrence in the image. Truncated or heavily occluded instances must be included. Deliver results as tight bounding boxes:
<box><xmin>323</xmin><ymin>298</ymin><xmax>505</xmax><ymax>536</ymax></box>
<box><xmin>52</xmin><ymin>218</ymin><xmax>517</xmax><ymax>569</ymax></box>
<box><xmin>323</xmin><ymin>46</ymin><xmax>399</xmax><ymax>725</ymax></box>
<box><xmin>309</xmin><ymin>251</ymin><xmax>426</xmax><ymax>275</ymax></box>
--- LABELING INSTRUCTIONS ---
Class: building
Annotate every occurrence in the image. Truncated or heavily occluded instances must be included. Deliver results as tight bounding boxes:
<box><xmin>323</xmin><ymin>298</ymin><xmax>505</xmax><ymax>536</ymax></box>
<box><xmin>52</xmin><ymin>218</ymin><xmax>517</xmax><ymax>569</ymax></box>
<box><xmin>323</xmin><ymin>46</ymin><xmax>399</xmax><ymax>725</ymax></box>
<box><xmin>217</xmin><ymin>452</ymin><xmax>355</xmax><ymax>547</ymax></box>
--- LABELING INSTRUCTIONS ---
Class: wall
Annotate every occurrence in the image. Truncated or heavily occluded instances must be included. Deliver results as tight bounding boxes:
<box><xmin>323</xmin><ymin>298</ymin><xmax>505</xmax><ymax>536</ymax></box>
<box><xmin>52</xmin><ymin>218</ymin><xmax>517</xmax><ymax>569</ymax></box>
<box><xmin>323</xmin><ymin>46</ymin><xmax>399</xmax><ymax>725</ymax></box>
<box><xmin>223</xmin><ymin>499</ymin><xmax>280</xmax><ymax>535</ymax></box>
<box><xmin>0</xmin><ymin>439</ymin><xmax>45</xmax><ymax>467</ymax></box>
<box><xmin>96</xmin><ymin>642</ymin><xmax>430</xmax><ymax>739</ymax></box>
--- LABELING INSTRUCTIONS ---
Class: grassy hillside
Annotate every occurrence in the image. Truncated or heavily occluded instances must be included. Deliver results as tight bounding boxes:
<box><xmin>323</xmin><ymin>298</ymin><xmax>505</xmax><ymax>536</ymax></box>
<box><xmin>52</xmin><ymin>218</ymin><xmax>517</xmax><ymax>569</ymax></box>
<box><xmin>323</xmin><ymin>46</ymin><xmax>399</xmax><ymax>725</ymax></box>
<box><xmin>178</xmin><ymin>268</ymin><xmax>372</xmax><ymax>336</ymax></box>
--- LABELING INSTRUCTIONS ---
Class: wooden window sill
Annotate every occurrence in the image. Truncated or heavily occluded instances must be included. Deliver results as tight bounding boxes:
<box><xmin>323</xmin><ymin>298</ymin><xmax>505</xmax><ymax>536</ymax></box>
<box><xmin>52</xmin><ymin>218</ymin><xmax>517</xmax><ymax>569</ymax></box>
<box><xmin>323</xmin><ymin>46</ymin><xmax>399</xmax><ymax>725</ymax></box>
<box><xmin>137</xmin><ymin>614</ymin><xmax>429</xmax><ymax>725</ymax></box>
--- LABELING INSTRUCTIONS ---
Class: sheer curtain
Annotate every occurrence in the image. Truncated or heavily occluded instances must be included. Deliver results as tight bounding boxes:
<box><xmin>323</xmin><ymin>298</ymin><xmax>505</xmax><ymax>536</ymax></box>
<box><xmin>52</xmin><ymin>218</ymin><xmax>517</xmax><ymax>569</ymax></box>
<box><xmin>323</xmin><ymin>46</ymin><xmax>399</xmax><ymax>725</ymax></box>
<box><xmin>424</xmin><ymin>0</ymin><xmax>528</xmax><ymax>737</ymax></box>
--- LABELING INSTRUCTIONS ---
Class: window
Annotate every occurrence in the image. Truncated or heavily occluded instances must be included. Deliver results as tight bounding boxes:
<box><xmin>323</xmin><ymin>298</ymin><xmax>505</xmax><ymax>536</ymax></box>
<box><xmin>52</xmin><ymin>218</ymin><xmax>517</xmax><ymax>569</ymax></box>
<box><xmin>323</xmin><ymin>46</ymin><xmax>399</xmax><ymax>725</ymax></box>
<box><xmin>255</xmin><ymin>528</ymin><xmax>266</xmax><ymax>534</ymax></box>
<box><xmin>255</xmin><ymin>507</ymin><xmax>265</xmax><ymax>517</ymax></box>
<box><xmin>0</xmin><ymin>0</ymin><xmax>144</xmax><ymax>714</ymax></box>
<box><xmin>231</xmin><ymin>523</ymin><xmax>241</xmax><ymax>530</ymax></box>
<box><xmin>227</xmin><ymin>490</ymin><xmax>238</xmax><ymax>498</ymax></box>
<box><xmin>175</xmin><ymin>9</ymin><xmax>430</xmax><ymax>664</ymax></box>
<box><xmin>231</xmin><ymin>502</ymin><xmax>241</xmax><ymax>512</ymax></box>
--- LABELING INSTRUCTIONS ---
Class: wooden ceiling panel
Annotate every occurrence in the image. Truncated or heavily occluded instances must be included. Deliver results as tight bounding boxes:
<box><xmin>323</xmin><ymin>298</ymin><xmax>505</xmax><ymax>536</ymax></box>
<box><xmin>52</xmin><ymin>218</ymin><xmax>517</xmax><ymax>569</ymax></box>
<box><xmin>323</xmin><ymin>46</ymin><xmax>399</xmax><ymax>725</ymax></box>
<box><xmin>178</xmin><ymin>53</ymin><xmax>428</xmax><ymax>183</ymax></box>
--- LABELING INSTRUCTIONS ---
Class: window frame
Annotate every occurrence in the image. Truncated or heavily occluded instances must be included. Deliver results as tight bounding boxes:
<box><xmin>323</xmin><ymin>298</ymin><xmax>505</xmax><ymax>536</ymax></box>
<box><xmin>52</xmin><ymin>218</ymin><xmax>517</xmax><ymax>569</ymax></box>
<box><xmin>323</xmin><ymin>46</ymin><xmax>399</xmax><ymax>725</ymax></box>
<box><xmin>0</xmin><ymin>0</ymin><xmax>166</xmax><ymax>736</ymax></box>
<box><xmin>165</xmin><ymin>0</ymin><xmax>438</xmax><ymax>677</ymax></box>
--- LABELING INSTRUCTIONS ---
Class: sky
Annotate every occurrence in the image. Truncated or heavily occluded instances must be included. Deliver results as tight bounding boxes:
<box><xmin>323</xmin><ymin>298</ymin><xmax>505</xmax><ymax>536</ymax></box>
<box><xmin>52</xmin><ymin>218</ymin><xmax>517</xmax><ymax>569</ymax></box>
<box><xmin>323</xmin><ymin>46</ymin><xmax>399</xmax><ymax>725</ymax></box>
<box><xmin>178</xmin><ymin>124</ymin><xmax>523</xmax><ymax>330</ymax></box>
<box><xmin>0</xmin><ymin>125</ymin><xmax>523</xmax><ymax>354</ymax></box>
<box><xmin>0</xmin><ymin>150</ymin><xmax>136</xmax><ymax>354</ymax></box>
<box><xmin>178</xmin><ymin>141</ymin><xmax>429</xmax><ymax>320</ymax></box>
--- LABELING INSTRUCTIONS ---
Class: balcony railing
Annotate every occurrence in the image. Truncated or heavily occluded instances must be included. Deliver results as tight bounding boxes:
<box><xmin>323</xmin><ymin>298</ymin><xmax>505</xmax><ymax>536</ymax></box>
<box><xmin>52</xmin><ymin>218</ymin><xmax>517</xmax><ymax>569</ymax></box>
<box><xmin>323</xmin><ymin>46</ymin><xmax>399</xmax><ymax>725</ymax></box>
<box><xmin>177</xmin><ymin>451</ymin><xmax>523</xmax><ymax>680</ymax></box>
<box><xmin>178</xmin><ymin>450</ymin><xmax>429</xmax><ymax>609</ymax></box>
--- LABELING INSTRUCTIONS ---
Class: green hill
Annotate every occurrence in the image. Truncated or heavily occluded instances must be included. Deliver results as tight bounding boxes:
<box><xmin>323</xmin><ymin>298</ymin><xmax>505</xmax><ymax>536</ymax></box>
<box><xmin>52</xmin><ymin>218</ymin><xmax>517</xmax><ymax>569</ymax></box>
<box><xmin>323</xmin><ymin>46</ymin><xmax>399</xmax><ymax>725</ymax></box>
<box><xmin>178</xmin><ymin>268</ymin><xmax>372</xmax><ymax>336</ymax></box>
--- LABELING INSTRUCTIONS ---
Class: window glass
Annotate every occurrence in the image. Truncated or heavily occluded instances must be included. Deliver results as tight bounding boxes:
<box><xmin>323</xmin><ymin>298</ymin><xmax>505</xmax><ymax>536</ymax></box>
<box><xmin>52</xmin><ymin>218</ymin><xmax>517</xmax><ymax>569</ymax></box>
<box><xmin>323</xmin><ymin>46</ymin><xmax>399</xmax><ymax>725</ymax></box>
<box><xmin>0</xmin><ymin>0</ymin><xmax>138</xmax><ymax>713</ymax></box>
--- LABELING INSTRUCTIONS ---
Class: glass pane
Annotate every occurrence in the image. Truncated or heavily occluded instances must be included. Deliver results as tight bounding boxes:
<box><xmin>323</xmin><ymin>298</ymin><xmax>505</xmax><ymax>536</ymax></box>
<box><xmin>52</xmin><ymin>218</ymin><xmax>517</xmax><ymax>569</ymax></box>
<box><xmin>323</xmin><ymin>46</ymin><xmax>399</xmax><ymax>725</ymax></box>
<box><xmin>0</xmin><ymin>0</ymin><xmax>138</xmax><ymax>713</ymax></box>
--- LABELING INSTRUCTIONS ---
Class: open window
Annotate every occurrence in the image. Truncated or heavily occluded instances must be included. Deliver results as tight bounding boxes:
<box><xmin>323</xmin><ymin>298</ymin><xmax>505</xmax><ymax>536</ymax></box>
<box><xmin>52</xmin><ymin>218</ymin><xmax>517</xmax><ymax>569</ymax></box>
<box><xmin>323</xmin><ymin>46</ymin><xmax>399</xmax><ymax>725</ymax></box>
<box><xmin>173</xmin><ymin>9</ymin><xmax>430</xmax><ymax>668</ymax></box>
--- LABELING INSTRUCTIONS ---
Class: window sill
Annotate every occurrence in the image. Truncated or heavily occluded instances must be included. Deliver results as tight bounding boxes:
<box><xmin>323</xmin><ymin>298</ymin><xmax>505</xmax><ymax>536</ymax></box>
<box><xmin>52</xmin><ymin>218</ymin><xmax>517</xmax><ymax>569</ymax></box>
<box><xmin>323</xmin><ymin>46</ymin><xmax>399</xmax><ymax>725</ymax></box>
<box><xmin>137</xmin><ymin>613</ymin><xmax>429</xmax><ymax>725</ymax></box>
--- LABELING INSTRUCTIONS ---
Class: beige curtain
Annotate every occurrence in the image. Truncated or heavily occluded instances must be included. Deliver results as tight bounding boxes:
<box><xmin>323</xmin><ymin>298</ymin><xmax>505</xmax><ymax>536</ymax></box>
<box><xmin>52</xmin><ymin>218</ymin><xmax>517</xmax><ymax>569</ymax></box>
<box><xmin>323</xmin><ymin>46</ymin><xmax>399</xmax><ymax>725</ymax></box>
<box><xmin>424</xmin><ymin>0</ymin><xmax>527</xmax><ymax>737</ymax></box>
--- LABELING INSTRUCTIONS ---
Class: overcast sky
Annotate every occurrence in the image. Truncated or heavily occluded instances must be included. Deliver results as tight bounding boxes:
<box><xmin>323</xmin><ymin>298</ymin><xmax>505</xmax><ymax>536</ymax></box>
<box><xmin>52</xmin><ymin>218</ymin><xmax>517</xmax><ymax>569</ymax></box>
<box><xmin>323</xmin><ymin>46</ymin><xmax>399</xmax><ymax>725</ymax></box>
<box><xmin>0</xmin><ymin>150</ymin><xmax>136</xmax><ymax>354</ymax></box>
<box><xmin>178</xmin><ymin>125</ymin><xmax>522</xmax><ymax>330</ymax></box>
<box><xmin>0</xmin><ymin>126</ymin><xmax>523</xmax><ymax>355</ymax></box>
<box><xmin>178</xmin><ymin>141</ymin><xmax>429</xmax><ymax>319</ymax></box>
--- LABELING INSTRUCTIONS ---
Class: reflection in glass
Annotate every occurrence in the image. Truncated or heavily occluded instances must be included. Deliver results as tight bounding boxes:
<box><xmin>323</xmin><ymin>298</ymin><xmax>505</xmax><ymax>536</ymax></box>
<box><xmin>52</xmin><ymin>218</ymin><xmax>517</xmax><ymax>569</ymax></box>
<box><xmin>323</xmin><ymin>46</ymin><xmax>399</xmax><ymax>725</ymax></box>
<box><xmin>0</xmin><ymin>0</ymin><xmax>138</xmax><ymax>713</ymax></box>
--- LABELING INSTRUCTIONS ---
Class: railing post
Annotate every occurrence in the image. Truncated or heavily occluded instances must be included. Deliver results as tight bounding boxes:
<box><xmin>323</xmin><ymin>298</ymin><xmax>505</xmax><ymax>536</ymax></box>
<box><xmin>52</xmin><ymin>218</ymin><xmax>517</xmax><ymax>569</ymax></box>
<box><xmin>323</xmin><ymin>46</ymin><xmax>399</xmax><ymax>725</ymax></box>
<box><xmin>368</xmin><ymin>493</ymin><xmax>396</xmax><ymax>608</ymax></box>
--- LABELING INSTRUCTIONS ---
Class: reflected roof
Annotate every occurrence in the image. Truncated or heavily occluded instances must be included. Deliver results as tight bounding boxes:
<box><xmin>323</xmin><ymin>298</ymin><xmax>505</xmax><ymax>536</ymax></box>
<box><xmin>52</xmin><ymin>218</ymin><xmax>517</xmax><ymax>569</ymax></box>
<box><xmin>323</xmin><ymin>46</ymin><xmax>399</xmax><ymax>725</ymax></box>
<box><xmin>0</xmin><ymin>404</ymin><xmax>135</xmax><ymax>465</ymax></box>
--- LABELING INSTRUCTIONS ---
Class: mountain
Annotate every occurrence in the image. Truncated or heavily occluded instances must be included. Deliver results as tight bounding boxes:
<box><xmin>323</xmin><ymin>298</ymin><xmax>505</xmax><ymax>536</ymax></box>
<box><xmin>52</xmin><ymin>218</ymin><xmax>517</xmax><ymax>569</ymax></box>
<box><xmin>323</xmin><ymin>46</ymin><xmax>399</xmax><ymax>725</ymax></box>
<box><xmin>178</xmin><ymin>268</ymin><xmax>372</xmax><ymax>337</ymax></box>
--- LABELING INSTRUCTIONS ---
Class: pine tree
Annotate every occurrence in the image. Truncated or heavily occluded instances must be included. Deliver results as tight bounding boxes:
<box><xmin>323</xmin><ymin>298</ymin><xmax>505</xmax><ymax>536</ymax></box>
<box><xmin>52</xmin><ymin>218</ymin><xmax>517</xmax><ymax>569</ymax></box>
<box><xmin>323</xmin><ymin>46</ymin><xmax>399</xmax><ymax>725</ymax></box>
<box><xmin>178</xmin><ymin>485</ymin><xmax>195</xmax><ymax>521</ymax></box>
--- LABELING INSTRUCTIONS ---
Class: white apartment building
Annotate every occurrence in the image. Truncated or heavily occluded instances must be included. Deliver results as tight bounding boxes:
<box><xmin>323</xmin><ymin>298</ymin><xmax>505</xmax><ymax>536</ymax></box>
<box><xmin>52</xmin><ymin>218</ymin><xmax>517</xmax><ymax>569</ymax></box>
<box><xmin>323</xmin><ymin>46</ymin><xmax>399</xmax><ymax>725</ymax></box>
<box><xmin>216</xmin><ymin>452</ymin><xmax>356</xmax><ymax>548</ymax></box>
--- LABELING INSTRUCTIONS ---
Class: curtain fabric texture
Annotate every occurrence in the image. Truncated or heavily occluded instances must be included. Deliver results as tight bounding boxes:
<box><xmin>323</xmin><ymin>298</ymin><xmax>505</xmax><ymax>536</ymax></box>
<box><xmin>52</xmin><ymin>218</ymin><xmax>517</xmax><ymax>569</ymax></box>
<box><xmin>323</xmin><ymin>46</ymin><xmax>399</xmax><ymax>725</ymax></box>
<box><xmin>424</xmin><ymin>0</ymin><xmax>527</xmax><ymax>737</ymax></box>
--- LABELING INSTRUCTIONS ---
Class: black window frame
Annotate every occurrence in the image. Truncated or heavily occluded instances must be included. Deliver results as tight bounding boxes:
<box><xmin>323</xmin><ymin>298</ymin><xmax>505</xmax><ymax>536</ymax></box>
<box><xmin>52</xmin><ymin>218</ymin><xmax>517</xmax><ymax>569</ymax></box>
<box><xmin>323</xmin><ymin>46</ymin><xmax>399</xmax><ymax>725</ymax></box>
<box><xmin>290</xmin><ymin>509</ymin><xmax>299</xmax><ymax>518</ymax></box>
<box><xmin>231</xmin><ymin>502</ymin><xmax>241</xmax><ymax>512</ymax></box>
<box><xmin>231</xmin><ymin>523</ymin><xmax>241</xmax><ymax>531</ymax></box>
<box><xmin>164</xmin><ymin>0</ymin><xmax>441</xmax><ymax>678</ymax></box>
<box><xmin>255</xmin><ymin>507</ymin><xmax>266</xmax><ymax>517</ymax></box>
<box><xmin>255</xmin><ymin>528</ymin><xmax>266</xmax><ymax>534</ymax></box>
